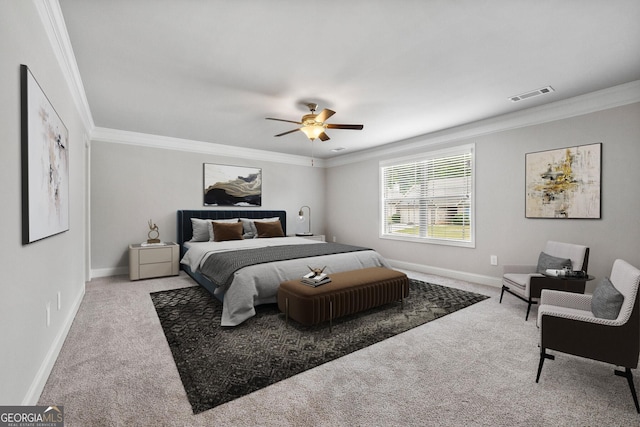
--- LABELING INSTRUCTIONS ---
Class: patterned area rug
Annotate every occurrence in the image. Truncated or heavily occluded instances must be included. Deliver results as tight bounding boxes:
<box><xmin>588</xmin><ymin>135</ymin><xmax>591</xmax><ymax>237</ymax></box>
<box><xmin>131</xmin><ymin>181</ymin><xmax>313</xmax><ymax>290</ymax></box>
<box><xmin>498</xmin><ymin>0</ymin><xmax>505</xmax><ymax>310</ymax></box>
<box><xmin>150</xmin><ymin>279</ymin><xmax>489</xmax><ymax>414</ymax></box>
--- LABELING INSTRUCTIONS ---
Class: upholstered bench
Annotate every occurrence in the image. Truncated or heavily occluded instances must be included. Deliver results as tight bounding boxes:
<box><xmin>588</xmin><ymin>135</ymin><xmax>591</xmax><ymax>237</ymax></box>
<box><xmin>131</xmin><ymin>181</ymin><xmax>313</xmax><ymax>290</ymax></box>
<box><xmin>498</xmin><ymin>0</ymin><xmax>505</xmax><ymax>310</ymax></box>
<box><xmin>277</xmin><ymin>267</ymin><xmax>409</xmax><ymax>330</ymax></box>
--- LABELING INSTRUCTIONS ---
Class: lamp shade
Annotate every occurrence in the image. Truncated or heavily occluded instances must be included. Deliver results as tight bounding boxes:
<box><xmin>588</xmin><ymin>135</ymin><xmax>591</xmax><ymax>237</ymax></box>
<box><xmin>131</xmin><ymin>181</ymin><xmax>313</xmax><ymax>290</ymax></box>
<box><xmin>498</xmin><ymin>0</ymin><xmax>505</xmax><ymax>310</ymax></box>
<box><xmin>300</xmin><ymin>125</ymin><xmax>324</xmax><ymax>141</ymax></box>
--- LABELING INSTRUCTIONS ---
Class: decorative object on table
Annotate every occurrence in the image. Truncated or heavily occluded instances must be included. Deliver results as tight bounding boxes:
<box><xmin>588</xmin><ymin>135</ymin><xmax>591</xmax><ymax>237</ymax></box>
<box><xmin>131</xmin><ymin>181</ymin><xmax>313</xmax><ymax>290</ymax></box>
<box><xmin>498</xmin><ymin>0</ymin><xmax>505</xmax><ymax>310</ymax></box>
<box><xmin>150</xmin><ymin>279</ymin><xmax>489</xmax><ymax>413</ymax></box>
<box><xmin>301</xmin><ymin>265</ymin><xmax>330</xmax><ymax>286</ymax></box>
<box><xmin>525</xmin><ymin>142</ymin><xmax>601</xmax><ymax>219</ymax></box>
<box><xmin>203</xmin><ymin>163</ymin><xmax>261</xmax><ymax>206</ymax></box>
<box><xmin>20</xmin><ymin>64</ymin><xmax>69</xmax><ymax>244</ymax></box>
<box><xmin>296</xmin><ymin>205</ymin><xmax>312</xmax><ymax>236</ymax></box>
<box><xmin>147</xmin><ymin>219</ymin><xmax>161</xmax><ymax>244</ymax></box>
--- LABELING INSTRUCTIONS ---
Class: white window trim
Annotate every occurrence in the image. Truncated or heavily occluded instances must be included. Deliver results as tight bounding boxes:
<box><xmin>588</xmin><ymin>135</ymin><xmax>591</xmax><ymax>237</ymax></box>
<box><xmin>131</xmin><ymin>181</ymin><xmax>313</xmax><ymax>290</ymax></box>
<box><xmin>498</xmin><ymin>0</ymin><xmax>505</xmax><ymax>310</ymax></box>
<box><xmin>379</xmin><ymin>144</ymin><xmax>476</xmax><ymax>248</ymax></box>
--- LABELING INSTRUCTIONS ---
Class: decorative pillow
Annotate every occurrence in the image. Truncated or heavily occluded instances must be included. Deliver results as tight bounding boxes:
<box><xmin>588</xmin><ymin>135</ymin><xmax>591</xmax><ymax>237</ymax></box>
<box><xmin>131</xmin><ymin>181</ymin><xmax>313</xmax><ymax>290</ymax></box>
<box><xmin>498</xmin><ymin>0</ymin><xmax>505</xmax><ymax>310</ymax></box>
<box><xmin>209</xmin><ymin>218</ymin><xmax>240</xmax><ymax>241</ymax></box>
<box><xmin>536</xmin><ymin>252</ymin><xmax>572</xmax><ymax>274</ymax></box>
<box><xmin>190</xmin><ymin>218</ymin><xmax>211</xmax><ymax>242</ymax></box>
<box><xmin>591</xmin><ymin>277</ymin><xmax>624</xmax><ymax>320</ymax></box>
<box><xmin>213</xmin><ymin>221</ymin><xmax>244</xmax><ymax>242</ymax></box>
<box><xmin>254</xmin><ymin>220</ymin><xmax>285</xmax><ymax>238</ymax></box>
<box><xmin>239</xmin><ymin>217</ymin><xmax>280</xmax><ymax>239</ymax></box>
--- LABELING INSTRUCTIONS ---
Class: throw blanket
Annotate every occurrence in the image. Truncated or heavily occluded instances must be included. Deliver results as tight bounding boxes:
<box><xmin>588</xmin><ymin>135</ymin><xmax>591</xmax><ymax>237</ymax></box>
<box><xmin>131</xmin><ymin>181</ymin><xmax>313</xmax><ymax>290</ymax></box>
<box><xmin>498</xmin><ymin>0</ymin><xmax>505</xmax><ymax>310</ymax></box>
<box><xmin>200</xmin><ymin>243</ymin><xmax>371</xmax><ymax>288</ymax></box>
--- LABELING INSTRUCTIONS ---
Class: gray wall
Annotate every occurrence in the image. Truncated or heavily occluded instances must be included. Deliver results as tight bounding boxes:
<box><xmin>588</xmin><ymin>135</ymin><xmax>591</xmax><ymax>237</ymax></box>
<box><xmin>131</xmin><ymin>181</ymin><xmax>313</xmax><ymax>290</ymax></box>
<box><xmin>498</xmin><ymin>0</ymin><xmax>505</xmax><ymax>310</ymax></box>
<box><xmin>90</xmin><ymin>141</ymin><xmax>326</xmax><ymax>274</ymax></box>
<box><xmin>326</xmin><ymin>103</ymin><xmax>640</xmax><ymax>290</ymax></box>
<box><xmin>0</xmin><ymin>2</ymin><xmax>88</xmax><ymax>404</ymax></box>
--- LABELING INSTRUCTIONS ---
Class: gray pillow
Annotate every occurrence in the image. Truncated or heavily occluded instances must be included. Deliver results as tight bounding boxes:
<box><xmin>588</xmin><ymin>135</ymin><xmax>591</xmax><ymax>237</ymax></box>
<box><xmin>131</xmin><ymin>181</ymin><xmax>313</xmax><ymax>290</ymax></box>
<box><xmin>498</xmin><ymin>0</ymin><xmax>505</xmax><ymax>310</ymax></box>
<box><xmin>190</xmin><ymin>218</ymin><xmax>211</xmax><ymax>242</ymax></box>
<box><xmin>536</xmin><ymin>252</ymin><xmax>572</xmax><ymax>274</ymax></box>
<box><xmin>591</xmin><ymin>277</ymin><xmax>624</xmax><ymax>320</ymax></box>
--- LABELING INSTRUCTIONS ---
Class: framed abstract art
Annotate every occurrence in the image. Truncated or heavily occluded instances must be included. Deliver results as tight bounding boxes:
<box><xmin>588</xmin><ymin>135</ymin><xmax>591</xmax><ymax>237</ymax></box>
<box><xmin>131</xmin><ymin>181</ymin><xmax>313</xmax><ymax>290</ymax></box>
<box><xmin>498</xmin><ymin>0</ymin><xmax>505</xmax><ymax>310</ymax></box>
<box><xmin>525</xmin><ymin>143</ymin><xmax>602</xmax><ymax>219</ymax></box>
<box><xmin>203</xmin><ymin>163</ymin><xmax>262</xmax><ymax>206</ymax></box>
<box><xmin>21</xmin><ymin>65</ymin><xmax>70</xmax><ymax>244</ymax></box>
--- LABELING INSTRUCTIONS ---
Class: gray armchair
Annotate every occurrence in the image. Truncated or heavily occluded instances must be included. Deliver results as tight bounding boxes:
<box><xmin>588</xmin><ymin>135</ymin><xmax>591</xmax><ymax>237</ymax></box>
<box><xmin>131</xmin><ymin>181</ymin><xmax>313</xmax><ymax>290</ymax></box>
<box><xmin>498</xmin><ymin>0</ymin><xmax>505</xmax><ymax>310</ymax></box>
<box><xmin>500</xmin><ymin>241</ymin><xmax>590</xmax><ymax>320</ymax></box>
<box><xmin>536</xmin><ymin>259</ymin><xmax>640</xmax><ymax>413</ymax></box>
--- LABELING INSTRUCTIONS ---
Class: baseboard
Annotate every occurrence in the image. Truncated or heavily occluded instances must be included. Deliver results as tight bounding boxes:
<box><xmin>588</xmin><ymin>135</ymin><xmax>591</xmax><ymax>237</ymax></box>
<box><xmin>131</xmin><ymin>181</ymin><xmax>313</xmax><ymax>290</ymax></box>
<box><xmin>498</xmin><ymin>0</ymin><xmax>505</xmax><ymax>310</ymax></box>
<box><xmin>91</xmin><ymin>266</ymin><xmax>128</xmax><ymax>278</ymax></box>
<box><xmin>22</xmin><ymin>281</ymin><xmax>86</xmax><ymax>405</ymax></box>
<box><xmin>388</xmin><ymin>259</ymin><xmax>502</xmax><ymax>288</ymax></box>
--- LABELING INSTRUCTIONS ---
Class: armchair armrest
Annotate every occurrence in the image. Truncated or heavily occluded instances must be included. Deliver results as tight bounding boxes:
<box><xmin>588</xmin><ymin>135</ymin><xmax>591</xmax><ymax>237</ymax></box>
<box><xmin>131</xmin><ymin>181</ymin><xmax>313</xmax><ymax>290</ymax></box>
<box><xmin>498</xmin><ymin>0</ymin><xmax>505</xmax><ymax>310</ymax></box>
<box><xmin>503</xmin><ymin>264</ymin><xmax>537</xmax><ymax>274</ymax></box>
<box><xmin>538</xmin><ymin>289</ymin><xmax>624</xmax><ymax>327</ymax></box>
<box><xmin>540</xmin><ymin>289</ymin><xmax>592</xmax><ymax>311</ymax></box>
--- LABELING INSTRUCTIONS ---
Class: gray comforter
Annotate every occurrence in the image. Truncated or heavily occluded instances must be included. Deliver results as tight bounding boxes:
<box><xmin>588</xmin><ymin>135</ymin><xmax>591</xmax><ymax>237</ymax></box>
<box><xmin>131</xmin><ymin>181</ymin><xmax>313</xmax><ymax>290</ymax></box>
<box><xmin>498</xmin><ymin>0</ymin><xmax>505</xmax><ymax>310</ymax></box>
<box><xmin>200</xmin><ymin>243</ymin><xmax>371</xmax><ymax>288</ymax></box>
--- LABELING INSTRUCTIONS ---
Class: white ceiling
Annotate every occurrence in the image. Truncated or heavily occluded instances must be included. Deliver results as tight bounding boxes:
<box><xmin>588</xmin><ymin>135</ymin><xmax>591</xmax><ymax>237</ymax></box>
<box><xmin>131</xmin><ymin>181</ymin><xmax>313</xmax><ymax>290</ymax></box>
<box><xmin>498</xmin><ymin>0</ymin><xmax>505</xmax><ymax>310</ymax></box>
<box><xmin>58</xmin><ymin>0</ymin><xmax>640</xmax><ymax>159</ymax></box>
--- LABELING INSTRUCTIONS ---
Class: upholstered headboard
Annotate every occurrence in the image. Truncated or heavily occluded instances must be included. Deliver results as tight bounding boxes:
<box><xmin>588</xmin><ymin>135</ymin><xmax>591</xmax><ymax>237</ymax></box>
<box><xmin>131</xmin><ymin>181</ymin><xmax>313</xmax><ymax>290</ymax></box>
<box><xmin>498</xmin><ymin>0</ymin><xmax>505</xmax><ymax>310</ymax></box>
<box><xmin>176</xmin><ymin>209</ymin><xmax>287</xmax><ymax>249</ymax></box>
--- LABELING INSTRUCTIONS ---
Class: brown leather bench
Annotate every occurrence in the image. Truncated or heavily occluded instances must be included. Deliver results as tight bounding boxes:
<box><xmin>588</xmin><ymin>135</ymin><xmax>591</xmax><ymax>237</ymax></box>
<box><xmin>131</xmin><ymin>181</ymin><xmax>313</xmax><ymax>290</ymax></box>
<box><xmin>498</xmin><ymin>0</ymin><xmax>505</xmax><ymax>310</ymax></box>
<box><xmin>277</xmin><ymin>267</ymin><xmax>409</xmax><ymax>329</ymax></box>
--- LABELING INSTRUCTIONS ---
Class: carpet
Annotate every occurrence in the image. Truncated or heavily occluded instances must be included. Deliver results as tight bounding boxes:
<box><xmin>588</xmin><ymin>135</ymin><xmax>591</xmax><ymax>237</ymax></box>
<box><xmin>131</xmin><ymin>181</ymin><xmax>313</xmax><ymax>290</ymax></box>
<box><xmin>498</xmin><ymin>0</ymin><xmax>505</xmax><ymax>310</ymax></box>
<box><xmin>150</xmin><ymin>279</ymin><xmax>489</xmax><ymax>414</ymax></box>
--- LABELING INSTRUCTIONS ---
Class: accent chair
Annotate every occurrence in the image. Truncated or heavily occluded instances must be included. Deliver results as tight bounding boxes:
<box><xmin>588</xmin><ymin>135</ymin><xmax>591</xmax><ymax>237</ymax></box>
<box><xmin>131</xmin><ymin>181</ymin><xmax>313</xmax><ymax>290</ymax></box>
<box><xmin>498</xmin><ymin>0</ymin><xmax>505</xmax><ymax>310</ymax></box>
<box><xmin>500</xmin><ymin>241</ymin><xmax>590</xmax><ymax>320</ymax></box>
<box><xmin>535</xmin><ymin>259</ymin><xmax>640</xmax><ymax>413</ymax></box>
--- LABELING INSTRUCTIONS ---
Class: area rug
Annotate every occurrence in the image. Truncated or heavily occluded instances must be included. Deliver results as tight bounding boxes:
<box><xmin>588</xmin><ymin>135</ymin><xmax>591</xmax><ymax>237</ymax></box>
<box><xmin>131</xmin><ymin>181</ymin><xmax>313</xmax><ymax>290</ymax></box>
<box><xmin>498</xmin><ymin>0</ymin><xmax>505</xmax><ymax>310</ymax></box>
<box><xmin>150</xmin><ymin>279</ymin><xmax>489</xmax><ymax>414</ymax></box>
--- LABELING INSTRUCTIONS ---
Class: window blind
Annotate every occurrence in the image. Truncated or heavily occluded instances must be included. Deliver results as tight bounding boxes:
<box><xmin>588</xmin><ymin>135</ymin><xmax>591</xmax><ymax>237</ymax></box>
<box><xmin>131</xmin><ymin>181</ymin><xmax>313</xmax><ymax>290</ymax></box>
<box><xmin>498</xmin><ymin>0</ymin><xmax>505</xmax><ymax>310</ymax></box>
<box><xmin>380</xmin><ymin>145</ymin><xmax>474</xmax><ymax>246</ymax></box>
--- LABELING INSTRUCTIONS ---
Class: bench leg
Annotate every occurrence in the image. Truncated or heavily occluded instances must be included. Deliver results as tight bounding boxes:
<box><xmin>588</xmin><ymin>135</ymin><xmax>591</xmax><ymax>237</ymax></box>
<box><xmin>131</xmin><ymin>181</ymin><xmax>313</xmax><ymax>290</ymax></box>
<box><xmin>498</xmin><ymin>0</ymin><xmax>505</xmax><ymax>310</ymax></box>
<box><xmin>329</xmin><ymin>299</ymin><xmax>333</xmax><ymax>333</ymax></box>
<box><xmin>285</xmin><ymin>297</ymin><xmax>289</xmax><ymax>325</ymax></box>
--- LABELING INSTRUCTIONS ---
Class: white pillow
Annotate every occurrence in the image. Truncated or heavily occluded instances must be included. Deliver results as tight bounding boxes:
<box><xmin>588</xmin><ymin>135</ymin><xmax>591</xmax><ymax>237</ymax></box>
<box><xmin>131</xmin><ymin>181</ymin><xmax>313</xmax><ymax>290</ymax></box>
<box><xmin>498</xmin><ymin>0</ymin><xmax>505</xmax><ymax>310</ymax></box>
<box><xmin>209</xmin><ymin>218</ymin><xmax>239</xmax><ymax>241</ymax></box>
<box><xmin>240</xmin><ymin>217</ymin><xmax>280</xmax><ymax>239</ymax></box>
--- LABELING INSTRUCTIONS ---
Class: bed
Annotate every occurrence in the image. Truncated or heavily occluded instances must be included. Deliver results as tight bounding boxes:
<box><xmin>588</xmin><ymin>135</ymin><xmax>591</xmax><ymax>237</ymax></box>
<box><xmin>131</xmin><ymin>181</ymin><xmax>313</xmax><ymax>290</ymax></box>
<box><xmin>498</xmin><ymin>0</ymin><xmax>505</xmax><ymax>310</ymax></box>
<box><xmin>177</xmin><ymin>210</ymin><xmax>391</xmax><ymax>326</ymax></box>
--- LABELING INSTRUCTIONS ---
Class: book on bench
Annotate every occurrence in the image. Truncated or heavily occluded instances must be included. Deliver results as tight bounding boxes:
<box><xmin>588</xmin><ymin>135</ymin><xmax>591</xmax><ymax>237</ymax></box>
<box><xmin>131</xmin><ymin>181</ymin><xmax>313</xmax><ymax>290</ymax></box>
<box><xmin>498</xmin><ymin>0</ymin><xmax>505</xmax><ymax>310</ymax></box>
<box><xmin>301</xmin><ymin>272</ymin><xmax>331</xmax><ymax>287</ymax></box>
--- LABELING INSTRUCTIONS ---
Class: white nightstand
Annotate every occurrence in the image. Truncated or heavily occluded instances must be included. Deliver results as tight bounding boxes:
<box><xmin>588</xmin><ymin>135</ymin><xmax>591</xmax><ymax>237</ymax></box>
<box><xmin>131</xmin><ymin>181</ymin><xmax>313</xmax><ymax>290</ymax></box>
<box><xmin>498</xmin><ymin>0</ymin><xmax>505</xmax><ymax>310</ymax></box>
<box><xmin>129</xmin><ymin>242</ymin><xmax>179</xmax><ymax>281</ymax></box>
<box><xmin>298</xmin><ymin>234</ymin><xmax>325</xmax><ymax>242</ymax></box>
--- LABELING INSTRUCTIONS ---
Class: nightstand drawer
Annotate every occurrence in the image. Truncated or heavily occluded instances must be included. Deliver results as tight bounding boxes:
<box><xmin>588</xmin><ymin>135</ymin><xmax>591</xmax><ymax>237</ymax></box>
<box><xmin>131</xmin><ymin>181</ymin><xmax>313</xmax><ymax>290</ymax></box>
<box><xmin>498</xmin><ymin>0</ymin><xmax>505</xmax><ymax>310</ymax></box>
<box><xmin>139</xmin><ymin>262</ymin><xmax>173</xmax><ymax>278</ymax></box>
<box><xmin>139</xmin><ymin>247</ymin><xmax>173</xmax><ymax>264</ymax></box>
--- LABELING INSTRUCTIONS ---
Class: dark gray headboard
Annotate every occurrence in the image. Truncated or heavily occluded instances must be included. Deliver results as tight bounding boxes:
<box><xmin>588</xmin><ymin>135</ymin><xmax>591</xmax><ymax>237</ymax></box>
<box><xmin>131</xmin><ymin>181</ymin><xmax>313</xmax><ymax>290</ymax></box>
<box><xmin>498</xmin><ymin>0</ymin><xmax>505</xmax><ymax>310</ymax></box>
<box><xmin>177</xmin><ymin>209</ymin><xmax>287</xmax><ymax>249</ymax></box>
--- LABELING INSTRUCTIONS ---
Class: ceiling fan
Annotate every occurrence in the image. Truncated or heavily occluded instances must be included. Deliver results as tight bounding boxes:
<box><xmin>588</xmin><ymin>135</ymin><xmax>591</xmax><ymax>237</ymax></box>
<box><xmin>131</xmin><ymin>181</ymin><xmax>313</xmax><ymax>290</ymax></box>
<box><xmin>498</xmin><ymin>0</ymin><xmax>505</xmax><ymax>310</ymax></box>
<box><xmin>266</xmin><ymin>103</ymin><xmax>364</xmax><ymax>141</ymax></box>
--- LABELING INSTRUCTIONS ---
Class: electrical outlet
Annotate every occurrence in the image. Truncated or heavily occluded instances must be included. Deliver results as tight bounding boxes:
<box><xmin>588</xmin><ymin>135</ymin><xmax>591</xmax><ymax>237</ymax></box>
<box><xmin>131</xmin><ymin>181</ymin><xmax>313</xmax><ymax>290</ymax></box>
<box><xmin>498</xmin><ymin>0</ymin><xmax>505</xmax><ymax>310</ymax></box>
<box><xmin>57</xmin><ymin>291</ymin><xmax>61</xmax><ymax>310</ymax></box>
<box><xmin>332</xmin><ymin>236</ymin><xmax>336</xmax><ymax>242</ymax></box>
<box><xmin>46</xmin><ymin>303</ymin><xmax>51</xmax><ymax>327</ymax></box>
<box><xmin>490</xmin><ymin>255</ymin><xmax>498</xmax><ymax>266</ymax></box>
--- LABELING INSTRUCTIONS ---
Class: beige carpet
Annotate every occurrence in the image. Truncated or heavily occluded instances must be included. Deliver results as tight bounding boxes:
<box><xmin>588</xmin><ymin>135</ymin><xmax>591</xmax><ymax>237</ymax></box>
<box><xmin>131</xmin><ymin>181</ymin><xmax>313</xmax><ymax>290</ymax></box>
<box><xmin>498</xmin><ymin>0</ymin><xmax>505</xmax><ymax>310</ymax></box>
<box><xmin>38</xmin><ymin>271</ymin><xmax>638</xmax><ymax>426</ymax></box>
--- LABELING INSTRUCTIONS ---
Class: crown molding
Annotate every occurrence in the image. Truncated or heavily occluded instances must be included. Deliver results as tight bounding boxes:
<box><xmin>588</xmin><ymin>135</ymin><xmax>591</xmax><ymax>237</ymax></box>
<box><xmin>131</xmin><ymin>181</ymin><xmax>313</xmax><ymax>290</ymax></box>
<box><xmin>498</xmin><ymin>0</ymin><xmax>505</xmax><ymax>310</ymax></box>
<box><xmin>326</xmin><ymin>80</ymin><xmax>640</xmax><ymax>168</ymax></box>
<box><xmin>35</xmin><ymin>0</ymin><xmax>94</xmax><ymax>134</ymax></box>
<box><xmin>92</xmin><ymin>127</ymin><xmax>323</xmax><ymax>167</ymax></box>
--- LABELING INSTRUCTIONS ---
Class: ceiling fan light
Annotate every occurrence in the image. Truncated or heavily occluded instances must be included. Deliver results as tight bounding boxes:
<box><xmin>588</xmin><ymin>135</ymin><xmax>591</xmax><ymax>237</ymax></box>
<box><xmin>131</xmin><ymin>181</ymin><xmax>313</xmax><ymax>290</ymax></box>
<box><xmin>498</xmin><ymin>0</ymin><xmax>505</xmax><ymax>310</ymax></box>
<box><xmin>300</xmin><ymin>125</ymin><xmax>324</xmax><ymax>140</ymax></box>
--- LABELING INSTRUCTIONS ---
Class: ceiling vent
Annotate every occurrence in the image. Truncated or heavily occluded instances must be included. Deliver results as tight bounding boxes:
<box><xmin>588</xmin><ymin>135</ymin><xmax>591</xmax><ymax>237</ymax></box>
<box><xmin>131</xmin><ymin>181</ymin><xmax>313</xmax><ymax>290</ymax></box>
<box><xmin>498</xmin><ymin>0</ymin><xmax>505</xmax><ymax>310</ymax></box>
<box><xmin>509</xmin><ymin>86</ymin><xmax>555</xmax><ymax>102</ymax></box>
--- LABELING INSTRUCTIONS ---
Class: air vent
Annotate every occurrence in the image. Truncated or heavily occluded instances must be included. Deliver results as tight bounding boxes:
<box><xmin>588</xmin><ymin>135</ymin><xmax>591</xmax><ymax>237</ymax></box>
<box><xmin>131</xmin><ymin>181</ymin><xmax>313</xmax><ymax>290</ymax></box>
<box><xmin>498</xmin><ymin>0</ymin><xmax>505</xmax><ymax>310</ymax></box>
<box><xmin>331</xmin><ymin>147</ymin><xmax>346</xmax><ymax>152</ymax></box>
<box><xmin>509</xmin><ymin>86</ymin><xmax>555</xmax><ymax>102</ymax></box>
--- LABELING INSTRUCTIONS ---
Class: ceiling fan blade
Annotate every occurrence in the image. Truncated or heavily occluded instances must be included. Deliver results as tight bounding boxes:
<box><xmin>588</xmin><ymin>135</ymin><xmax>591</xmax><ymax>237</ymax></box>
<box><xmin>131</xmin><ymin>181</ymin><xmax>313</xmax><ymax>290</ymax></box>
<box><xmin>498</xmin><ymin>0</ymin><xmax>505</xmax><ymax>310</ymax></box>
<box><xmin>266</xmin><ymin>117</ymin><xmax>302</xmax><ymax>125</ymax></box>
<box><xmin>325</xmin><ymin>124</ymin><xmax>364</xmax><ymax>130</ymax></box>
<box><xmin>315</xmin><ymin>109</ymin><xmax>336</xmax><ymax>123</ymax></box>
<box><xmin>274</xmin><ymin>128</ymin><xmax>301</xmax><ymax>137</ymax></box>
<box><xmin>318</xmin><ymin>132</ymin><xmax>330</xmax><ymax>141</ymax></box>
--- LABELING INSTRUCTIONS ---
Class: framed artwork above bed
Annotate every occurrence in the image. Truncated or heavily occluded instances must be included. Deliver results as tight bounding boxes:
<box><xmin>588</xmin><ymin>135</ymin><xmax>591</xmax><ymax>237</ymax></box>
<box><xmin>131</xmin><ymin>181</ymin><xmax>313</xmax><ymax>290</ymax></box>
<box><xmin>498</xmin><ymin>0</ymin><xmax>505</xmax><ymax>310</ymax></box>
<box><xmin>203</xmin><ymin>163</ymin><xmax>262</xmax><ymax>206</ymax></box>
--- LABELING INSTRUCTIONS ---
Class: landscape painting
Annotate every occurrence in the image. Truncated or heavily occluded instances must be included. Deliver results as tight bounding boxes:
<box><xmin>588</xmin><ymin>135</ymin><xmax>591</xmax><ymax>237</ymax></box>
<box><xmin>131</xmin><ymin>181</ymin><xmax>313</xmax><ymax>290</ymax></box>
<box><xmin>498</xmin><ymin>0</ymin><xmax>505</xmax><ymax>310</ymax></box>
<box><xmin>525</xmin><ymin>143</ymin><xmax>601</xmax><ymax>219</ymax></box>
<box><xmin>21</xmin><ymin>65</ymin><xmax>70</xmax><ymax>244</ymax></box>
<box><xmin>203</xmin><ymin>164</ymin><xmax>262</xmax><ymax>206</ymax></box>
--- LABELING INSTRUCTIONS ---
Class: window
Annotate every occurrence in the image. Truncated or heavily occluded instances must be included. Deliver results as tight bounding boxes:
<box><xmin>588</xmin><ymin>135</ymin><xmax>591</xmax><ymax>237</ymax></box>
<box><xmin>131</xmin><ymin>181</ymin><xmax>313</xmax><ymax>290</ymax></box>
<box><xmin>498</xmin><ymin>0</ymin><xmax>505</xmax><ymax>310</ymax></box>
<box><xmin>380</xmin><ymin>144</ymin><xmax>474</xmax><ymax>247</ymax></box>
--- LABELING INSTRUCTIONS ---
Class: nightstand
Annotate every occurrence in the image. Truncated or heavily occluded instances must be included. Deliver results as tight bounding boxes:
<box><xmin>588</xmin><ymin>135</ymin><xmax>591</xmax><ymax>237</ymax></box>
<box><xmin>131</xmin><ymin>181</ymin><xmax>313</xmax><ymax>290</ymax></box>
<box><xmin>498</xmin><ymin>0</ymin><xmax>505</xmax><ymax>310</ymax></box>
<box><xmin>299</xmin><ymin>234</ymin><xmax>325</xmax><ymax>242</ymax></box>
<box><xmin>129</xmin><ymin>242</ymin><xmax>179</xmax><ymax>281</ymax></box>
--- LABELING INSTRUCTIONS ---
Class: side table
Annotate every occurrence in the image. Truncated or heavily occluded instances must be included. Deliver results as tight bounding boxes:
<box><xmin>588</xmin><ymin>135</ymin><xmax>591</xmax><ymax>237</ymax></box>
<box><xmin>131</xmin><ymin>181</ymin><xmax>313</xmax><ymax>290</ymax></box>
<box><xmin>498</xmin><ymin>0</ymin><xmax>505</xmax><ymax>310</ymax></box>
<box><xmin>532</xmin><ymin>273</ymin><xmax>596</xmax><ymax>298</ymax></box>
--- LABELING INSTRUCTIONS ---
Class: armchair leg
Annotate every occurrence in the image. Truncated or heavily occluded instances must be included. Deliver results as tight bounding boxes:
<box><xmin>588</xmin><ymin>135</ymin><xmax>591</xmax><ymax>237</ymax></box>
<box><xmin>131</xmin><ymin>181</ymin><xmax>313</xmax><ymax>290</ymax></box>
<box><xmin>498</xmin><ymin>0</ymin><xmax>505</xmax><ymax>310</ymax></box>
<box><xmin>614</xmin><ymin>368</ymin><xmax>640</xmax><ymax>413</ymax></box>
<box><xmin>499</xmin><ymin>286</ymin><xmax>505</xmax><ymax>303</ymax></box>
<box><xmin>536</xmin><ymin>348</ymin><xmax>554</xmax><ymax>383</ymax></box>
